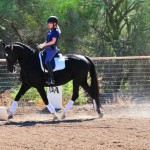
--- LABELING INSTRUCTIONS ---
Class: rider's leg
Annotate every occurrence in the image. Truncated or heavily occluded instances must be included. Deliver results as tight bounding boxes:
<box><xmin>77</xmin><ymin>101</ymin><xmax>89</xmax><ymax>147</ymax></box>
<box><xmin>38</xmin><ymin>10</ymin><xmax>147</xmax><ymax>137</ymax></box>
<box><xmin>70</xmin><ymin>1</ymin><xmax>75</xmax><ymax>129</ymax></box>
<box><xmin>8</xmin><ymin>84</ymin><xmax>31</xmax><ymax>119</ymax></box>
<box><xmin>46</xmin><ymin>61</ymin><xmax>55</xmax><ymax>84</ymax></box>
<box><xmin>61</xmin><ymin>81</ymin><xmax>80</xmax><ymax>119</ymax></box>
<box><xmin>36</xmin><ymin>86</ymin><xmax>58</xmax><ymax>120</ymax></box>
<box><xmin>45</xmin><ymin>49</ymin><xmax>57</xmax><ymax>85</ymax></box>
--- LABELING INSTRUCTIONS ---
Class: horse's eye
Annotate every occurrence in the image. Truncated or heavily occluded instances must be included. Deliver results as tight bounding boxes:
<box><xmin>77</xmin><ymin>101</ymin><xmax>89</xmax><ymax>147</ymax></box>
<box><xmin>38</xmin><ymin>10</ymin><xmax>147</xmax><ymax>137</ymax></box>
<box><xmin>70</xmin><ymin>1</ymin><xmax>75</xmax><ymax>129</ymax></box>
<box><xmin>5</xmin><ymin>53</ymin><xmax>8</xmax><ymax>57</ymax></box>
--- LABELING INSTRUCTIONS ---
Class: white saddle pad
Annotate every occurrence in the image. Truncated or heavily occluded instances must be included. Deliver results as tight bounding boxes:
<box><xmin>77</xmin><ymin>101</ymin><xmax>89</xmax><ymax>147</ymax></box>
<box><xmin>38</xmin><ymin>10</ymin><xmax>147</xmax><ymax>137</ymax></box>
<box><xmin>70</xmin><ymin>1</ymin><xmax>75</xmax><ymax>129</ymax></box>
<box><xmin>39</xmin><ymin>51</ymin><xmax>65</xmax><ymax>72</ymax></box>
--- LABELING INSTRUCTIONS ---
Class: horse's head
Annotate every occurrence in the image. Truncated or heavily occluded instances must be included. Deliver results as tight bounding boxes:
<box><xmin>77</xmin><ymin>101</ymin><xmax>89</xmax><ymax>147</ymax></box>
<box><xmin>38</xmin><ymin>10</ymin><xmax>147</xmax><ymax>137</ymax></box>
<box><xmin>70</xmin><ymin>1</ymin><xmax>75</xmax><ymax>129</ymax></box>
<box><xmin>2</xmin><ymin>42</ymin><xmax>18</xmax><ymax>73</ymax></box>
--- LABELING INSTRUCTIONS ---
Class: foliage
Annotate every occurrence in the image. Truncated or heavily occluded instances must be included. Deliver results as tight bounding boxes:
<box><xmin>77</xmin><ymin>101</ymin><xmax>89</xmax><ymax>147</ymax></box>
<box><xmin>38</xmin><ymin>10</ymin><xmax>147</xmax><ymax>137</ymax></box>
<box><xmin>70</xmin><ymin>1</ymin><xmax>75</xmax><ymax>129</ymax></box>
<box><xmin>62</xmin><ymin>81</ymin><xmax>88</xmax><ymax>105</ymax></box>
<box><xmin>1</xmin><ymin>0</ymin><xmax>150</xmax><ymax>57</ymax></box>
<box><xmin>10</xmin><ymin>82</ymin><xmax>88</xmax><ymax>105</ymax></box>
<box><xmin>11</xmin><ymin>86</ymin><xmax>41</xmax><ymax>104</ymax></box>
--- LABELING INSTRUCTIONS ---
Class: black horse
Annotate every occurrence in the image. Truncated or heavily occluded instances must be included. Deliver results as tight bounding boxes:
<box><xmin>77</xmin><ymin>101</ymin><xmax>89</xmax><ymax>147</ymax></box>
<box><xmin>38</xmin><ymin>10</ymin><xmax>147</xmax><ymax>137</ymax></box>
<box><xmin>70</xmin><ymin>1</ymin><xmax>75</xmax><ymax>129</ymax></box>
<box><xmin>1</xmin><ymin>42</ymin><xmax>103</xmax><ymax>120</ymax></box>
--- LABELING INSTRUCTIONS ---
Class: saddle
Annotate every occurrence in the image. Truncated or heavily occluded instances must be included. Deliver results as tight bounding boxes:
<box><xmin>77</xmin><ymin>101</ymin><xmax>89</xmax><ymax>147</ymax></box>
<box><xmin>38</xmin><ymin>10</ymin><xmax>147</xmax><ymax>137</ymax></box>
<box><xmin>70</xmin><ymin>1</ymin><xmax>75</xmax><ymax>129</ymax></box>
<box><xmin>39</xmin><ymin>51</ymin><xmax>66</xmax><ymax>72</ymax></box>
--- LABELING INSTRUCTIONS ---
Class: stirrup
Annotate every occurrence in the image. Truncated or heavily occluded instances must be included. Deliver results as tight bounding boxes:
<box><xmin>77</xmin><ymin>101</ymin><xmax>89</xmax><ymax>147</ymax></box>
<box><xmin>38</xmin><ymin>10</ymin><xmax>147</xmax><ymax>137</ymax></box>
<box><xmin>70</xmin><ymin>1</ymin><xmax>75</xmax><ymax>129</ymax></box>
<box><xmin>50</xmin><ymin>78</ymin><xmax>55</xmax><ymax>85</ymax></box>
<box><xmin>46</xmin><ymin>78</ymin><xmax>55</xmax><ymax>85</ymax></box>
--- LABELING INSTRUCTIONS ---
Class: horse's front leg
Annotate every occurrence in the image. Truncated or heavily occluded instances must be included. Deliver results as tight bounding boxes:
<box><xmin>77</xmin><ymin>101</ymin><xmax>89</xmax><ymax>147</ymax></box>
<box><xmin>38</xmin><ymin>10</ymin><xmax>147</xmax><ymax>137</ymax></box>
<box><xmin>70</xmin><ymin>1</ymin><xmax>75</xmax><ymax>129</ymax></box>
<box><xmin>60</xmin><ymin>82</ymin><xmax>79</xmax><ymax>120</ymax></box>
<box><xmin>8</xmin><ymin>84</ymin><xmax>31</xmax><ymax>119</ymax></box>
<box><xmin>36</xmin><ymin>86</ymin><xmax>58</xmax><ymax>121</ymax></box>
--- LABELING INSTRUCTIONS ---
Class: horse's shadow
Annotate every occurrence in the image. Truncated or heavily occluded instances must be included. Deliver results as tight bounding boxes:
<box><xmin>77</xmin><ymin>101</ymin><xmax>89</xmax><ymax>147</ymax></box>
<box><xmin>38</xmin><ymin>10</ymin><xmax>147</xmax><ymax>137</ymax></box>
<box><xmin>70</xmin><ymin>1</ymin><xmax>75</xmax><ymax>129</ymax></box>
<box><xmin>3</xmin><ymin>118</ymin><xmax>96</xmax><ymax>127</ymax></box>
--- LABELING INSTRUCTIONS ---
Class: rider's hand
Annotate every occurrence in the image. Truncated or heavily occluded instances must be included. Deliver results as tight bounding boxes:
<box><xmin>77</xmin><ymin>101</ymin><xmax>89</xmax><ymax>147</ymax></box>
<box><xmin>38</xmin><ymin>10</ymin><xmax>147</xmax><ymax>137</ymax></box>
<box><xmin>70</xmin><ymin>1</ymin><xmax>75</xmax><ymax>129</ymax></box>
<box><xmin>37</xmin><ymin>43</ymin><xmax>45</xmax><ymax>49</ymax></box>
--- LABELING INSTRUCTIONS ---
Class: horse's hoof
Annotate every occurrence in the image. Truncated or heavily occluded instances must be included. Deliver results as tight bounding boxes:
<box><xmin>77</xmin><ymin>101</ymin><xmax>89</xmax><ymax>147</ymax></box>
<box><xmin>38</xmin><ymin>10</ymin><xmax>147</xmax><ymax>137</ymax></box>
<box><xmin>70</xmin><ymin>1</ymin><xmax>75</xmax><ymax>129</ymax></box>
<box><xmin>60</xmin><ymin>112</ymin><xmax>66</xmax><ymax>120</ymax></box>
<box><xmin>53</xmin><ymin>115</ymin><xmax>58</xmax><ymax>121</ymax></box>
<box><xmin>60</xmin><ymin>114</ymin><xmax>66</xmax><ymax>120</ymax></box>
<box><xmin>99</xmin><ymin>113</ymin><xmax>103</xmax><ymax>118</ymax></box>
<box><xmin>8</xmin><ymin>114</ymin><xmax>13</xmax><ymax>120</ymax></box>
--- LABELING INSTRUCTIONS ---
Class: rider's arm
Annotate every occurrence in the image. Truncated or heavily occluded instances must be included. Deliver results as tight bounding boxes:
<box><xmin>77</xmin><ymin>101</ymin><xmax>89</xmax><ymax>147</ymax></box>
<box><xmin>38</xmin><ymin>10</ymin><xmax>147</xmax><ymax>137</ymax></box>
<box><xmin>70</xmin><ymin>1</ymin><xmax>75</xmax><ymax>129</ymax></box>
<box><xmin>42</xmin><ymin>41</ymin><xmax>46</xmax><ymax>45</ymax></box>
<box><xmin>45</xmin><ymin>37</ymin><xmax>57</xmax><ymax>46</ymax></box>
<box><xmin>37</xmin><ymin>38</ymin><xmax>56</xmax><ymax>49</ymax></box>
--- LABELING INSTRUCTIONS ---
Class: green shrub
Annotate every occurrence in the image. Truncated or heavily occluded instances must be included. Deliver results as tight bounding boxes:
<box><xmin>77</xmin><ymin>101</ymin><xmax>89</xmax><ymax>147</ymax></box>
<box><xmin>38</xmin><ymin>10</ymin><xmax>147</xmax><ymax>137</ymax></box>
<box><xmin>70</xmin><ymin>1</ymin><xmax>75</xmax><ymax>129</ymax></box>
<box><xmin>62</xmin><ymin>81</ymin><xmax>88</xmax><ymax>105</ymax></box>
<box><xmin>11</xmin><ymin>86</ymin><xmax>41</xmax><ymax>104</ymax></box>
<box><xmin>10</xmin><ymin>81</ymin><xmax>88</xmax><ymax>105</ymax></box>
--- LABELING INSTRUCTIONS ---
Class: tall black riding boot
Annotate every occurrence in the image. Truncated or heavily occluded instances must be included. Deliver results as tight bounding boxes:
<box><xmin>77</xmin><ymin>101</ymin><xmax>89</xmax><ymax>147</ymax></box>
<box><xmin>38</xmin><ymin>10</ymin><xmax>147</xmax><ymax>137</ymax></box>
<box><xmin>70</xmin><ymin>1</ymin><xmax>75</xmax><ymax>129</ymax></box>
<box><xmin>46</xmin><ymin>61</ymin><xmax>55</xmax><ymax>85</ymax></box>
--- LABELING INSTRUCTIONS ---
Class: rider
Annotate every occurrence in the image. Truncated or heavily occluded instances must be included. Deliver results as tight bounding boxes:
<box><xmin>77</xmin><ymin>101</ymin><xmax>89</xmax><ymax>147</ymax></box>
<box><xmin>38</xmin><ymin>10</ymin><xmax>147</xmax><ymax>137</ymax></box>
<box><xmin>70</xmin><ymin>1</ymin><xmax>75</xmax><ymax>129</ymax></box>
<box><xmin>38</xmin><ymin>16</ymin><xmax>61</xmax><ymax>85</ymax></box>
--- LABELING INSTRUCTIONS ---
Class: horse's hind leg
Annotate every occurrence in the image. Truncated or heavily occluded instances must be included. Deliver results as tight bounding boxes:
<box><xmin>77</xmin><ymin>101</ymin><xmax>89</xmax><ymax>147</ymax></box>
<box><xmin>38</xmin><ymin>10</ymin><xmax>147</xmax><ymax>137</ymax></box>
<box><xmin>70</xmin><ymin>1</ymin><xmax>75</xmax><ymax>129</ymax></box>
<box><xmin>8</xmin><ymin>84</ymin><xmax>31</xmax><ymax>119</ymax></box>
<box><xmin>36</xmin><ymin>86</ymin><xmax>58</xmax><ymax>121</ymax></box>
<box><xmin>81</xmin><ymin>81</ymin><xmax>91</xmax><ymax>96</ymax></box>
<box><xmin>81</xmin><ymin>81</ymin><xmax>97</xmax><ymax>109</ymax></box>
<box><xmin>60</xmin><ymin>81</ymin><xmax>80</xmax><ymax>119</ymax></box>
<box><xmin>82</xmin><ymin>81</ymin><xmax>103</xmax><ymax>118</ymax></box>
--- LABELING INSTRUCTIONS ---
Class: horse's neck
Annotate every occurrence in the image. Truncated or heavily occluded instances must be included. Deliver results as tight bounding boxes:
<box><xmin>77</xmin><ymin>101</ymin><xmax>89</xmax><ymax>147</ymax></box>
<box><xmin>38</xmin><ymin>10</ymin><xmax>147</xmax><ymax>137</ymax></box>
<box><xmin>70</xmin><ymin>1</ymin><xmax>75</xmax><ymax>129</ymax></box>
<box><xmin>16</xmin><ymin>49</ymin><xmax>34</xmax><ymax>70</ymax></box>
<box><xmin>18</xmin><ymin>57</ymin><xmax>28</xmax><ymax>70</ymax></box>
<box><xmin>14</xmin><ymin>45</ymin><xmax>37</xmax><ymax>71</ymax></box>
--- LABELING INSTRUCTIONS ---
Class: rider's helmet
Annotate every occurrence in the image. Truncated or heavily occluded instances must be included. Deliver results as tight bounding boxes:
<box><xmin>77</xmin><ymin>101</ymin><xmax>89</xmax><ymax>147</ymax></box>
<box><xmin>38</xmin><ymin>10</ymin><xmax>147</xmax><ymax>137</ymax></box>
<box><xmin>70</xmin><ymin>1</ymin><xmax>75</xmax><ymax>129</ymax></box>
<box><xmin>47</xmin><ymin>16</ymin><xmax>58</xmax><ymax>24</ymax></box>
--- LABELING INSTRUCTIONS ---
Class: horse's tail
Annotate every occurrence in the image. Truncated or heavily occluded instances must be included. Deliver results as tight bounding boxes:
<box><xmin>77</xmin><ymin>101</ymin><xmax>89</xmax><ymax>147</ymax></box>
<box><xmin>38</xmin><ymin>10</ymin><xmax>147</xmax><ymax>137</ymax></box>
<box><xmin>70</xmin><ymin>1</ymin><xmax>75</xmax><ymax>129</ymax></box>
<box><xmin>85</xmin><ymin>56</ymin><xmax>101</xmax><ymax>110</ymax></box>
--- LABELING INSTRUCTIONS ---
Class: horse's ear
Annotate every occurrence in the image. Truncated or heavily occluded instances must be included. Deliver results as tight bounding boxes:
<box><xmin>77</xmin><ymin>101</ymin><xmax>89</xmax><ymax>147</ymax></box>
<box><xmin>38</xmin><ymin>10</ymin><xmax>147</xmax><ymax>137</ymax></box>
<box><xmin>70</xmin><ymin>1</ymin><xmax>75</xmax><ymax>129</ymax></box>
<box><xmin>1</xmin><ymin>42</ymin><xmax>6</xmax><ymax>49</ymax></box>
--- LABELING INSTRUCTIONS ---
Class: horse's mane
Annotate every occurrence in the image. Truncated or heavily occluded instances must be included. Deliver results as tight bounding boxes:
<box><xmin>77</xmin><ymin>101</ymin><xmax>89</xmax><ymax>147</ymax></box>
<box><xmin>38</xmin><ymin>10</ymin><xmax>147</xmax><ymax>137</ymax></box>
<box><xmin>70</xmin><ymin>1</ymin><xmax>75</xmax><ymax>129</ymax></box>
<box><xmin>14</xmin><ymin>42</ymin><xmax>36</xmax><ymax>53</ymax></box>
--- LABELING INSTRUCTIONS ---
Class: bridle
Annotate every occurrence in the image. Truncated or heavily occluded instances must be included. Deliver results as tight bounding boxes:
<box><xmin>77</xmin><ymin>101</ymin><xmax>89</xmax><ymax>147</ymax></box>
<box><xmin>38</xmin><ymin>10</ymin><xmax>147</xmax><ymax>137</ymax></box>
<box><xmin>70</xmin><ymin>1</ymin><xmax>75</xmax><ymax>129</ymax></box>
<box><xmin>5</xmin><ymin>44</ymin><xmax>14</xmax><ymax>51</ymax></box>
<box><xmin>6</xmin><ymin>44</ymin><xmax>19</xmax><ymax>71</ymax></box>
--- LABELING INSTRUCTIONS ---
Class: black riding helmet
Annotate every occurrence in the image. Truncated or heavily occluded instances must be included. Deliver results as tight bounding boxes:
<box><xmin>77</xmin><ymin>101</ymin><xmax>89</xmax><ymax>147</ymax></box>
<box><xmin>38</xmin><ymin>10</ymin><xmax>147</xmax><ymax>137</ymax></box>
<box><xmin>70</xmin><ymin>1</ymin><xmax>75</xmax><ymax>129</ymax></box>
<box><xmin>47</xmin><ymin>16</ymin><xmax>58</xmax><ymax>24</ymax></box>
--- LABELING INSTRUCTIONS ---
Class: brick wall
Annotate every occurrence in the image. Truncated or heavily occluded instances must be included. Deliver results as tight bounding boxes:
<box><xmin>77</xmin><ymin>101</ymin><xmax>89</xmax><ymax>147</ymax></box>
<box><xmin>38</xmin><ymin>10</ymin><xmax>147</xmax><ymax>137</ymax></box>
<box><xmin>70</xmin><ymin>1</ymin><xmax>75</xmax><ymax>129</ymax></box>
<box><xmin>0</xmin><ymin>60</ymin><xmax>20</xmax><ymax>94</ymax></box>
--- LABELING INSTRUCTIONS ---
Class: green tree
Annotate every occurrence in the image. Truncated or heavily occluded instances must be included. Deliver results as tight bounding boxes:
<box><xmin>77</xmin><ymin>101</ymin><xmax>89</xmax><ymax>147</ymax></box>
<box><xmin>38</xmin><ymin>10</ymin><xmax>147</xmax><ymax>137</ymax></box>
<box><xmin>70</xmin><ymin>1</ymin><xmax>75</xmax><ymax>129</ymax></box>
<box><xmin>81</xmin><ymin>0</ymin><xmax>147</xmax><ymax>56</ymax></box>
<box><xmin>0</xmin><ymin>0</ymin><xmax>150</xmax><ymax>57</ymax></box>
